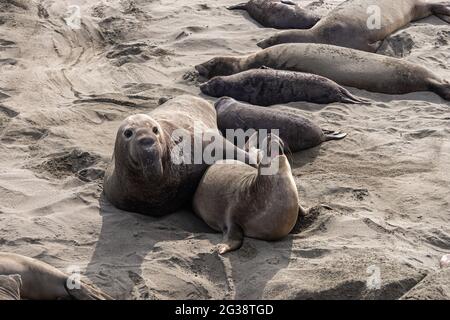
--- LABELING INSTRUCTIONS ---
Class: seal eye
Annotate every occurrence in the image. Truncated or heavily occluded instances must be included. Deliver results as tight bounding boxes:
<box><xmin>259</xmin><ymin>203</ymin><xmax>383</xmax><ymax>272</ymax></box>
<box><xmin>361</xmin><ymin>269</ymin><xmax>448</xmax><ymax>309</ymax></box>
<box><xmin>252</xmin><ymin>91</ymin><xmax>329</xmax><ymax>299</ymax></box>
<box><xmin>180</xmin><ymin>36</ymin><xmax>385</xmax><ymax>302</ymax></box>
<box><xmin>152</xmin><ymin>127</ymin><xmax>159</xmax><ymax>135</ymax></box>
<box><xmin>123</xmin><ymin>129</ymin><xmax>133</xmax><ymax>139</ymax></box>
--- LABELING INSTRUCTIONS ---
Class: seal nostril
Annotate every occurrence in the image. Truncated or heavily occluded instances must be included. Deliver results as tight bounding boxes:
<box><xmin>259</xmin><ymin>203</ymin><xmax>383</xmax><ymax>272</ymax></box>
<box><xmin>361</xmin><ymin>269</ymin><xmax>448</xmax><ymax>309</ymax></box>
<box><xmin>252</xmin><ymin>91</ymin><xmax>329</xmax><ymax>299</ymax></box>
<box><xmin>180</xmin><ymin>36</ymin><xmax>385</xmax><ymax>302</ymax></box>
<box><xmin>124</xmin><ymin>129</ymin><xmax>133</xmax><ymax>139</ymax></box>
<box><xmin>138</xmin><ymin>137</ymin><xmax>155</xmax><ymax>147</ymax></box>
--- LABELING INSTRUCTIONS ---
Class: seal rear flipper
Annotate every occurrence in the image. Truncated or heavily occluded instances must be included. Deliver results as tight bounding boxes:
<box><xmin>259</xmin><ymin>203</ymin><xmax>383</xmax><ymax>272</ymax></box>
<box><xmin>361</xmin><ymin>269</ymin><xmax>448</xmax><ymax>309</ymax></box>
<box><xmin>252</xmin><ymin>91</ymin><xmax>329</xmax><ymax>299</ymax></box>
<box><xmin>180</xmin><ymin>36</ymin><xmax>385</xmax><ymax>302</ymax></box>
<box><xmin>65</xmin><ymin>281</ymin><xmax>113</xmax><ymax>300</ymax></box>
<box><xmin>281</xmin><ymin>0</ymin><xmax>296</xmax><ymax>5</ymax></box>
<box><xmin>217</xmin><ymin>224</ymin><xmax>244</xmax><ymax>254</ymax></box>
<box><xmin>431</xmin><ymin>3</ymin><xmax>450</xmax><ymax>23</ymax></box>
<box><xmin>428</xmin><ymin>79</ymin><xmax>450</xmax><ymax>101</ymax></box>
<box><xmin>339</xmin><ymin>88</ymin><xmax>371</xmax><ymax>105</ymax></box>
<box><xmin>322</xmin><ymin>130</ymin><xmax>348</xmax><ymax>141</ymax></box>
<box><xmin>227</xmin><ymin>3</ymin><xmax>247</xmax><ymax>10</ymax></box>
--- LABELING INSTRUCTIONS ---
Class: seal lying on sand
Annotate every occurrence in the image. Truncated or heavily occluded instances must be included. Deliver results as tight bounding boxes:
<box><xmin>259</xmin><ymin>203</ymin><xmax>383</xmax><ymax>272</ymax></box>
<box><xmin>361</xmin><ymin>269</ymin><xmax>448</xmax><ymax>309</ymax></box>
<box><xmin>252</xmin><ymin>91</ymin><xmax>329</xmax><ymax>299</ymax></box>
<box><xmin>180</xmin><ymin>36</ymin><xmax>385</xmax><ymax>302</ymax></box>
<box><xmin>257</xmin><ymin>0</ymin><xmax>450</xmax><ymax>51</ymax></box>
<box><xmin>104</xmin><ymin>95</ymin><xmax>256</xmax><ymax>216</ymax></box>
<box><xmin>200</xmin><ymin>68</ymin><xmax>367</xmax><ymax>105</ymax></box>
<box><xmin>228</xmin><ymin>0</ymin><xmax>320</xmax><ymax>29</ymax></box>
<box><xmin>193</xmin><ymin>134</ymin><xmax>304</xmax><ymax>254</ymax></box>
<box><xmin>0</xmin><ymin>252</ymin><xmax>112</xmax><ymax>300</ymax></box>
<box><xmin>195</xmin><ymin>43</ymin><xmax>450</xmax><ymax>100</ymax></box>
<box><xmin>0</xmin><ymin>274</ymin><xmax>21</xmax><ymax>300</ymax></box>
<box><xmin>215</xmin><ymin>97</ymin><xmax>347</xmax><ymax>152</ymax></box>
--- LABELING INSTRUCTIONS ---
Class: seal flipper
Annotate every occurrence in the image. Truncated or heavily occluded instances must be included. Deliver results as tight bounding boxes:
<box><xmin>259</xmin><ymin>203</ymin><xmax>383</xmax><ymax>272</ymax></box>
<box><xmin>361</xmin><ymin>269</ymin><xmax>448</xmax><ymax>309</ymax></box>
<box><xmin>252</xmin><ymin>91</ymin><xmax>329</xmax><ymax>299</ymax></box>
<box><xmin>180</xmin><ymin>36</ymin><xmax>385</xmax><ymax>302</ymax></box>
<box><xmin>281</xmin><ymin>0</ymin><xmax>296</xmax><ymax>5</ymax></box>
<box><xmin>322</xmin><ymin>130</ymin><xmax>348</xmax><ymax>141</ymax></box>
<box><xmin>431</xmin><ymin>2</ymin><xmax>450</xmax><ymax>23</ymax></box>
<box><xmin>428</xmin><ymin>78</ymin><xmax>450</xmax><ymax>101</ymax></box>
<box><xmin>339</xmin><ymin>88</ymin><xmax>371</xmax><ymax>104</ymax></box>
<box><xmin>217</xmin><ymin>223</ymin><xmax>244</xmax><ymax>254</ymax></box>
<box><xmin>65</xmin><ymin>281</ymin><xmax>113</xmax><ymax>300</ymax></box>
<box><xmin>227</xmin><ymin>3</ymin><xmax>247</xmax><ymax>10</ymax></box>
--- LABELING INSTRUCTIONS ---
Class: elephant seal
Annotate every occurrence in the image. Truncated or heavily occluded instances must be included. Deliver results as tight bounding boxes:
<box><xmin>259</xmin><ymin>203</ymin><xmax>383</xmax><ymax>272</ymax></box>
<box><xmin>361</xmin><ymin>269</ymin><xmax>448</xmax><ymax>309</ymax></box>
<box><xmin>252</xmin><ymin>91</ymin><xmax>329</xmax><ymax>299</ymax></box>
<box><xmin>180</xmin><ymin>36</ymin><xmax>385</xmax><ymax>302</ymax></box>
<box><xmin>228</xmin><ymin>0</ymin><xmax>320</xmax><ymax>29</ymax></box>
<box><xmin>257</xmin><ymin>0</ymin><xmax>450</xmax><ymax>51</ymax></box>
<box><xmin>195</xmin><ymin>43</ymin><xmax>450</xmax><ymax>100</ymax></box>
<box><xmin>104</xmin><ymin>95</ymin><xmax>256</xmax><ymax>216</ymax></box>
<box><xmin>200</xmin><ymin>68</ymin><xmax>367</xmax><ymax>105</ymax></box>
<box><xmin>215</xmin><ymin>97</ymin><xmax>347</xmax><ymax>152</ymax></box>
<box><xmin>193</xmin><ymin>134</ymin><xmax>303</xmax><ymax>254</ymax></box>
<box><xmin>0</xmin><ymin>274</ymin><xmax>21</xmax><ymax>300</ymax></box>
<box><xmin>0</xmin><ymin>252</ymin><xmax>112</xmax><ymax>300</ymax></box>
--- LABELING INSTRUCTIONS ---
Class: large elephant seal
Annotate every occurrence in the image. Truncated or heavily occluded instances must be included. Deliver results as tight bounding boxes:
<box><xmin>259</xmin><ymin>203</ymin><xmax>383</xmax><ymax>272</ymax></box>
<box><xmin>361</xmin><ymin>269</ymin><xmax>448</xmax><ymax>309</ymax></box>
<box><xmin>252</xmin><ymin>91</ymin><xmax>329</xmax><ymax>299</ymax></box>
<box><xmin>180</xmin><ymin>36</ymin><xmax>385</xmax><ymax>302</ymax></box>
<box><xmin>193</xmin><ymin>134</ymin><xmax>303</xmax><ymax>254</ymax></box>
<box><xmin>215</xmin><ymin>97</ymin><xmax>347</xmax><ymax>152</ymax></box>
<box><xmin>200</xmin><ymin>68</ymin><xmax>367</xmax><ymax>105</ymax></box>
<box><xmin>0</xmin><ymin>252</ymin><xmax>112</xmax><ymax>300</ymax></box>
<box><xmin>104</xmin><ymin>95</ymin><xmax>256</xmax><ymax>216</ymax></box>
<box><xmin>228</xmin><ymin>0</ymin><xmax>320</xmax><ymax>29</ymax></box>
<box><xmin>257</xmin><ymin>0</ymin><xmax>450</xmax><ymax>51</ymax></box>
<box><xmin>195</xmin><ymin>43</ymin><xmax>450</xmax><ymax>100</ymax></box>
<box><xmin>0</xmin><ymin>274</ymin><xmax>21</xmax><ymax>300</ymax></box>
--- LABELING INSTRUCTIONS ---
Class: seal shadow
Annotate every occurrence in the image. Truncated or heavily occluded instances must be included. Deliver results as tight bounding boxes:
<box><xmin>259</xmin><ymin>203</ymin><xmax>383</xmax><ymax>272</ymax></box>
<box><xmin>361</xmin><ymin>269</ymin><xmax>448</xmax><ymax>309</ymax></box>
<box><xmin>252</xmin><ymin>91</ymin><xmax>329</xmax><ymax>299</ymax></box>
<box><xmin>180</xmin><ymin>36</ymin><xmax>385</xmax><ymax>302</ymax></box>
<box><xmin>84</xmin><ymin>194</ymin><xmax>211</xmax><ymax>299</ymax></box>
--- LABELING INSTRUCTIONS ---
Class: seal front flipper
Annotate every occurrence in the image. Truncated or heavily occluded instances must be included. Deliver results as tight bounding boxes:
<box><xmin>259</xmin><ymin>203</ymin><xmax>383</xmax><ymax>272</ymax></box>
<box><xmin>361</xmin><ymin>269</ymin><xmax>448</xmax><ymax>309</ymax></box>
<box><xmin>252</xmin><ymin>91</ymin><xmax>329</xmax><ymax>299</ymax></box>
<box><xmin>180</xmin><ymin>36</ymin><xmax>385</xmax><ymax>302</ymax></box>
<box><xmin>65</xmin><ymin>281</ymin><xmax>113</xmax><ymax>300</ymax></box>
<box><xmin>227</xmin><ymin>2</ymin><xmax>247</xmax><ymax>10</ymax></box>
<box><xmin>322</xmin><ymin>130</ymin><xmax>348</xmax><ymax>141</ymax></box>
<box><xmin>217</xmin><ymin>223</ymin><xmax>244</xmax><ymax>254</ymax></box>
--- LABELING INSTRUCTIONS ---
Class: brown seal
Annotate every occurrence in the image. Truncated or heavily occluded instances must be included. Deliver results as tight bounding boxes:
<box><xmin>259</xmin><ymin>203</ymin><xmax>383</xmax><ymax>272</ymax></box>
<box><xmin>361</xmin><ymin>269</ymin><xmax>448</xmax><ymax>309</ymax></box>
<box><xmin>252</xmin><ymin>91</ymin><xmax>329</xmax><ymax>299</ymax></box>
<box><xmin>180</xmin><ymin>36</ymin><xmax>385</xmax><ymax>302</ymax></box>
<box><xmin>200</xmin><ymin>68</ymin><xmax>367</xmax><ymax>105</ymax></box>
<box><xmin>257</xmin><ymin>0</ymin><xmax>450</xmax><ymax>51</ymax></box>
<box><xmin>215</xmin><ymin>97</ymin><xmax>347</xmax><ymax>152</ymax></box>
<box><xmin>193</xmin><ymin>134</ymin><xmax>306</xmax><ymax>254</ymax></box>
<box><xmin>195</xmin><ymin>43</ymin><xmax>450</xmax><ymax>100</ymax></box>
<box><xmin>0</xmin><ymin>252</ymin><xmax>112</xmax><ymax>300</ymax></box>
<box><xmin>228</xmin><ymin>0</ymin><xmax>320</xmax><ymax>29</ymax></box>
<box><xmin>104</xmin><ymin>95</ymin><xmax>256</xmax><ymax>216</ymax></box>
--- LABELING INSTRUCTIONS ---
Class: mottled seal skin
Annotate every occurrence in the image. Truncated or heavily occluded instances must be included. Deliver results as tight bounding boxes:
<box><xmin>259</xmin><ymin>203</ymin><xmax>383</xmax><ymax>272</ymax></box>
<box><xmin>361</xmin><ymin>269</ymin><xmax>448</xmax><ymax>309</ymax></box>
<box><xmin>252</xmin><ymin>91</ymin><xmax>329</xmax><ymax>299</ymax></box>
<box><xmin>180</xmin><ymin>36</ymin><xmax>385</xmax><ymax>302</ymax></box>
<box><xmin>0</xmin><ymin>275</ymin><xmax>21</xmax><ymax>300</ymax></box>
<box><xmin>228</xmin><ymin>0</ymin><xmax>320</xmax><ymax>29</ymax></box>
<box><xmin>195</xmin><ymin>43</ymin><xmax>450</xmax><ymax>100</ymax></box>
<box><xmin>257</xmin><ymin>0</ymin><xmax>450</xmax><ymax>51</ymax></box>
<box><xmin>0</xmin><ymin>252</ymin><xmax>112</xmax><ymax>300</ymax></box>
<box><xmin>193</xmin><ymin>134</ymin><xmax>302</xmax><ymax>254</ymax></box>
<box><xmin>200</xmin><ymin>69</ymin><xmax>367</xmax><ymax>106</ymax></box>
<box><xmin>215</xmin><ymin>97</ymin><xmax>347</xmax><ymax>152</ymax></box>
<box><xmin>104</xmin><ymin>95</ymin><xmax>255</xmax><ymax>217</ymax></box>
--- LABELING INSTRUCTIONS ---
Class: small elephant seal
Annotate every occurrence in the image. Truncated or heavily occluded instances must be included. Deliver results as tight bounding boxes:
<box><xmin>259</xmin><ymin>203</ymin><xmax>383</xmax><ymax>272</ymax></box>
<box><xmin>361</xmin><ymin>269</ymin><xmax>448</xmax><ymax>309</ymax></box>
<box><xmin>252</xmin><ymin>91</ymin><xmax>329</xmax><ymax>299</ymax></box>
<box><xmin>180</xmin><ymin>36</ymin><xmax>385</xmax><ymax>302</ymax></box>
<box><xmin>200</xmin><ymin>68</ymin><xmax>367</xmax><ymax>106</ymax></box>
<box><xmin>228</xmin><ymin>0</ymin><xmax>320</xmax><ymax>29</ymax></box>
<box><xmin>0</xmin><ymin>274</ymin><xmax>21</xmax><ymax>300</ymax></box>
<box><xmin>104</xmin><ymin>95</ymin><xmax>255</xmax><ymax>216</ymax></box>
<box><xmin>0</xmin><ymin>252</ymin><xmax>112</xmax><ymax>300</ymax></box>
<box><xmin>195</xmin><ymin>43</ymin><xmax>450</xmax><ymax>100</ymax></box>
<box><xmin>257</xmin><ymin>0</ymin><xmax>450</xmax><ymax>51</ymax></box>
<box><xmin>193</xmin><ymin>134</ymin><xmax>305</xmax><ymax>254</ymax></box>
<box><xmin>215</xmin><ymin>97</ymin><xmax>347</xmax><ymax>152</ymax></box>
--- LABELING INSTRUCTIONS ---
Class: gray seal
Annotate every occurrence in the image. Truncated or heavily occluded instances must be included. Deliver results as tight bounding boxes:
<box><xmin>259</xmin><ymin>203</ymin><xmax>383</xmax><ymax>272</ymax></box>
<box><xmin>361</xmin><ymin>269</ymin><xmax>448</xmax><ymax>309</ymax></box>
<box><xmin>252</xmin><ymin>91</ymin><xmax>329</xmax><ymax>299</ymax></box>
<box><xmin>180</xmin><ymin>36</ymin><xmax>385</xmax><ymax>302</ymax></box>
<box><xmin>215</xmin><ymin>97</ymin><xmax>347</xmax><ymax>152</ymax></box>
<box><xmin>257</xmin><ymin>0</ymin><xmax>450</xmax><ymax>51</ymax></box>
<box><xmin>200</xmin><ymin>68</ymin><xmax>367</xmax><ymax>105</ymax></box>
<box><xmin>195</xmin><ymin>43</ymin><xmax>450</xmax><ymax>100</ymax></box>
<box><xmin>104</xmin><ymin>95</ymin><xmax>255</xmax><ymax>216</ymax></box>
<box><xmin>228</xmin><ymin>0</ymin><xmax>320</xmax><ymax>29</ymax></box>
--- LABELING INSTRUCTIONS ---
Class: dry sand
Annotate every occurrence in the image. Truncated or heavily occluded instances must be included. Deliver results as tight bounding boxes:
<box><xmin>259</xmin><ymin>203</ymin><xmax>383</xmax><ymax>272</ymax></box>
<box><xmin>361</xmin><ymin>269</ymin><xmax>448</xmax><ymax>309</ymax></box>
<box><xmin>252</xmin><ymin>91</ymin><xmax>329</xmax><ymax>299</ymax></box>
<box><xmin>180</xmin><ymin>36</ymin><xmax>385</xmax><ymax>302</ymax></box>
<box><xmin>0</xmin><ymin>0</ymin><xmax>449</xmax><ymax>299</ymax></box>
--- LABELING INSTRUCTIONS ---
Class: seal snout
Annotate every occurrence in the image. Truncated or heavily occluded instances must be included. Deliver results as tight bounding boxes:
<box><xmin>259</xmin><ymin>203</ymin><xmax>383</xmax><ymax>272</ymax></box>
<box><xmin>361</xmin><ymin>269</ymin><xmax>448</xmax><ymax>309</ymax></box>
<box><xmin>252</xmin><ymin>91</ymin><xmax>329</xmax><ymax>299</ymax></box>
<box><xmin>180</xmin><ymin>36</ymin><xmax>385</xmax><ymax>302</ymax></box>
<box><xmin>195</xmin><ymin>64</ymin><xmax>209</xmax><ymax>78</ymax></box>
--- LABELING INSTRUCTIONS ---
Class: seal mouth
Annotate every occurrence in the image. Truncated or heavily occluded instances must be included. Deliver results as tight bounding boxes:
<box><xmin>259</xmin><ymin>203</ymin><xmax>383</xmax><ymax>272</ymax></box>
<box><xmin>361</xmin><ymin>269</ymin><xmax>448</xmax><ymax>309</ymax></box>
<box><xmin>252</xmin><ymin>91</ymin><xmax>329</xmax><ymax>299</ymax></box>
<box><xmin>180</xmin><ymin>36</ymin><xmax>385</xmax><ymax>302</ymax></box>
<box><xmin>195</xmin><ymin>64</ymin><xmax>209</xmax><ymax>78</ymax></box>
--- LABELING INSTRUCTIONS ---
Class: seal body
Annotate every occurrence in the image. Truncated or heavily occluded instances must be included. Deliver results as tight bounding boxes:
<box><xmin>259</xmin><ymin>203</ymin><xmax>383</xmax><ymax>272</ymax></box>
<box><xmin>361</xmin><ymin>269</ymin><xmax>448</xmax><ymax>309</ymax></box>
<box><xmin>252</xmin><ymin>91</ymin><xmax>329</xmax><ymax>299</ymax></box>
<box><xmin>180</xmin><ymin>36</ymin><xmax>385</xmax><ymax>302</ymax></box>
<box><xmin>195</xmin><ymin>43</ymin><xmax>450</xmax><ymax>100</ymax></box>
<box><xmin>200</xmin><ymin>69</ymin><xmax>367</xmax><ymax>105</ymax></box>
<box><xmin>215</xmin><ymin>97</ymin><xmax>346</xmax><ymax>152</ymax></box>
<box><xmin>257</xmin><ymin>0</ymin><xmax>450</xmax><ymax>51</ymax></box>
<box><xmin>0</xmin><ymin>252</ymin><xmax>111</xmax><ymax>300</ymax></box>
<box><xmin>228</xmin><ymin>0</ymin><xmax>320</xmax><ymax>29</ymax></box>
<box><xmin>193</xmin><ymin>135</ymin><xmax>301</xmax><ymax>254</ymax></box>
<box><xmin>104</xmin><ymin>95</ymin><xmax>254</xmax><ymax>216</ymax></box>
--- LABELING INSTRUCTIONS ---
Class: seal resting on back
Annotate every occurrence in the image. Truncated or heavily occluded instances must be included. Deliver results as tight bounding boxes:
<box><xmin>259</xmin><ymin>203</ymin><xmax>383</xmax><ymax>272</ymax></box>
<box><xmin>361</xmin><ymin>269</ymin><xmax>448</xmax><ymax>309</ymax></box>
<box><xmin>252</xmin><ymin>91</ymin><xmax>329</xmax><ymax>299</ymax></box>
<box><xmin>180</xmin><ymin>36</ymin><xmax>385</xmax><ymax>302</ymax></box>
<box><xmin>257</xmin><ymin>0</ymin><xmax>450</xmax><ymax>51</ymax></box>
<box><xmin>0</xmin><ymin>252</ymin><xmax>112</xmax><ymax>300</ymax></box>
<box><xmin>200</xmin><ymin>68</ymin><xmax>367</xmax><ymax>105</ymax></box>
<box><xmin>193</xmin><ymin>134</ymin><xmax>304</xmax><ymax>254</ymax></box>
<box><xmin>195</xmin><ymin>43</ymin><xmax>450</xmax><ymax>100</ymax></box>
<box><xmin>104</xmin><ymin>95</ymin><xmax>255</xmax><ymax>216</ymax></box>
<box><xmin>215</xmin><ymin>97</ymin><xmax>347</xmax><ymax>152</ymax></box>
<box><xmin>228</xmin><ymin>0</ymin><xmax>320</xmax><ymax>29</ymax></box>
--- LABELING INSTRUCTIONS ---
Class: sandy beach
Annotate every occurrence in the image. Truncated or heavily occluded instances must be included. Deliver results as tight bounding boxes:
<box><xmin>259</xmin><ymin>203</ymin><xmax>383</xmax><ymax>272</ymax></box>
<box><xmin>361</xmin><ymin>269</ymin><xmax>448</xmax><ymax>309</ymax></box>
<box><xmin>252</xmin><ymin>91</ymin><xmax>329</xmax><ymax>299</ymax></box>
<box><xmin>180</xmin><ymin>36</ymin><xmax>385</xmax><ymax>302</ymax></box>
<box><xmin>0</xmin><ymin>0</ymin><xmax>449</xmax><ymax>299</ymax></box>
